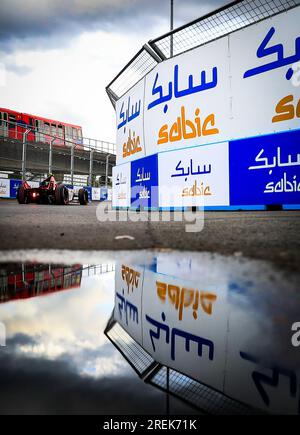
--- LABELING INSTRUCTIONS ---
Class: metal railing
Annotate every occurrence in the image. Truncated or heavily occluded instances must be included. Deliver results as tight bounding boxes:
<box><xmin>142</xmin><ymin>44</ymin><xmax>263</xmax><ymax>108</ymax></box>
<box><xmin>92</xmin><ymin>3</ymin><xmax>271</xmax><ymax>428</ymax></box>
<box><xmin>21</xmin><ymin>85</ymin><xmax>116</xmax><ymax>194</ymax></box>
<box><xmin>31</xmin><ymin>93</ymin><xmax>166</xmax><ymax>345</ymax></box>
<box><xmin>0</xmin><ymin>119</ymin><xmax>115</xmax><ymax>185</ymax></box>
<box><xmin>82</xmin><ymin>137</ymin><xmax>116</xmax><ymax>155</ymax></box>
<box><xmin>106</xmin><ymin>0</ymin><xmax>299</xmax><ymax>103</ymax></box>
<box><xmin>0</xmin><ymin>119</ymin><xmax>116</xmax><ymax>155</ymax></box>
<box><xmin>0</xmin><ymin>263</ymin><xmax>115</xmax><ymax>302</ymax></box>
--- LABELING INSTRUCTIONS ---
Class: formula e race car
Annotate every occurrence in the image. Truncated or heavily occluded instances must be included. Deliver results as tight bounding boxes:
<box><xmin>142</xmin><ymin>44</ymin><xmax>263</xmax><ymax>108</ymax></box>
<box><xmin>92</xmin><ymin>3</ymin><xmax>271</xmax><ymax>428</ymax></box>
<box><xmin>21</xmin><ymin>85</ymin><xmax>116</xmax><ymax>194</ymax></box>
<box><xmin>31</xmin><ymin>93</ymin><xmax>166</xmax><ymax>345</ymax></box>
<box><xmin>16</xmin><ymin>175</ymin><xmax>89</xmax><ymax>205</ymax></box>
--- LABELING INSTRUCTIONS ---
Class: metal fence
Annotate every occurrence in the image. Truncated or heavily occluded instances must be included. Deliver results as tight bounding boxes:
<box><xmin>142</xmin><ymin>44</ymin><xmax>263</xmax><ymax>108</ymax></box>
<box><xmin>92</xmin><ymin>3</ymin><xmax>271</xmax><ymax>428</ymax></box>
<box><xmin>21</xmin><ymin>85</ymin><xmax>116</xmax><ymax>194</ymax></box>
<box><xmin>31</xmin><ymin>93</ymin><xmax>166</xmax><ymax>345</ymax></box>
<box><xmin>106</xmin><ymin>0</ymin><xmax>299</xmax><ymax>104</ymax></box>
<box><xmin>0</xmin><ymin>263</ymin><xmax>115</xmax><ymax>303</ymax></box>
<box><xmin>0</xmin><ymin>119</ymin><xmax>115</xmax><ymax>185</ymax></box>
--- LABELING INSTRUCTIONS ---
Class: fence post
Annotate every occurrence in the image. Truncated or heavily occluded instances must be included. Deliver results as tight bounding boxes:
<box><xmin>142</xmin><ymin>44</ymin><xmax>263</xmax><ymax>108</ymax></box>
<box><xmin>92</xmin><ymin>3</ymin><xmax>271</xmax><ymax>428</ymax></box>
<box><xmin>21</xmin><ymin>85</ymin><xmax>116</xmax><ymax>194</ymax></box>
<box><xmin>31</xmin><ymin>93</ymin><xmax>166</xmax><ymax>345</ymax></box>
<box><xmin>70</xmin><ymin>144</ymin><xmax>74</xmax><ymax>185</ymax></box>
<box><xmin>105</xmin><ymin>154</ymin><xmax>111</xmax><ymax>188</ymax></box>
<box><xmin>22</xmin><ymin>129</ymin><xmax>31</xmax><ymax>180</ymax></box>
<box><xmin>89</xmin><ymin>149</ymin><xmax>94</xmax><ymax>186</ymax></box>
<box><xmin>49</xmin><ymin>138</ymin><xmax>55</xmax><ymax>174</ymax></box>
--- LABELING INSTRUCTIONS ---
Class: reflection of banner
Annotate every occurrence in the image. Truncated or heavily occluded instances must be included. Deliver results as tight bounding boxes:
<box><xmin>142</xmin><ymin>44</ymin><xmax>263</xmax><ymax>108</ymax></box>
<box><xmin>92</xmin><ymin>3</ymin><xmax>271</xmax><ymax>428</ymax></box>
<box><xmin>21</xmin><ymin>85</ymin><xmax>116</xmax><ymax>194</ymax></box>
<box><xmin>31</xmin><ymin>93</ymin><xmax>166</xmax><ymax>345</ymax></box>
<box><xmin>113</xmin><ymin>254</ymin><xmax>300</xmax><ymax>414</ymax></box>
<box><xmin>224</xmin><ymin>295</ymin><xmax>300</xmax><ymax>415</ymax></box>
<box><xmin>0</xmin><ymin>179</ymin><xmax>10</xmax><ymax>198</ymax></box>
<box><xmin>158</xmin><ymin>142</ymin><xmax>230</xmax><ymax>207</ymax></box>
<box><xmin>116</xmin><ymin>78</ymin><xmax>145</xmax><ymax>165</ymax></box>
<box><xmin>229</xmin><ymin>130</ymin><xmax>300</xmax><ymax>205</ymax></box>
<box><xmin>131</xmin><ymin>154</ymin><xmax>158</xmax><ymax>208</ymax></box>
<box><xmin>142</xmin><ymin>269</ymin><xmax>228</xmax><ymax>391</ymax></box>
<box><xmin>114</xmin><ymin>7</ymin><xmax>300</xmax><ymax>163</ymax></box>
<box><xmin>112</xmin><ymin>163</ymin><xmax>131</xmax><ymax>207</ymax></box>
<box><xmin>114</xmin><ymin>262</ymin><xmax>144</xmax><ymax>344</ymax></box>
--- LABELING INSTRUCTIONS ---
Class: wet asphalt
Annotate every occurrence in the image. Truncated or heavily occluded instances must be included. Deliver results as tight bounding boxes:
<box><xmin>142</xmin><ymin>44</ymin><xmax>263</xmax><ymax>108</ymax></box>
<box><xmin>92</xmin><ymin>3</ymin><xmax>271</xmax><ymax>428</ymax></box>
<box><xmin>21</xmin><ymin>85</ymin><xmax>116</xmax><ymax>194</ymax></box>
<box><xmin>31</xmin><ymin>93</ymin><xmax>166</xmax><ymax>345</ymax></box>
<box><xmin>0</xmin><ymin>200</ymin><xmax>299</xmax><ymax>271</ymax></box>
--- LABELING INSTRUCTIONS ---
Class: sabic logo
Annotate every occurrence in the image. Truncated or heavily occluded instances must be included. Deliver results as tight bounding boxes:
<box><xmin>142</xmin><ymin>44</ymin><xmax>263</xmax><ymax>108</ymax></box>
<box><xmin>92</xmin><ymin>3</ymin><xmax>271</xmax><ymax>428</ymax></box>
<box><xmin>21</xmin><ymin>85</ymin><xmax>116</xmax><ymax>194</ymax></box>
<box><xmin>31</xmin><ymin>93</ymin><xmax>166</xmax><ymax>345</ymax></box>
<box><xmin>121</xmin><ymin>265</ymin><xmax>141</xmax><ymax>293</ymax></box>
<box><xmin>0</xmin><ymin>321</ymin><xmax>6</xmax><ymax>347</ymax></box>
<box><xmin>291</xmin><ymin>322</ymin><xmax>300</xmax><ymax>347</ymax></box>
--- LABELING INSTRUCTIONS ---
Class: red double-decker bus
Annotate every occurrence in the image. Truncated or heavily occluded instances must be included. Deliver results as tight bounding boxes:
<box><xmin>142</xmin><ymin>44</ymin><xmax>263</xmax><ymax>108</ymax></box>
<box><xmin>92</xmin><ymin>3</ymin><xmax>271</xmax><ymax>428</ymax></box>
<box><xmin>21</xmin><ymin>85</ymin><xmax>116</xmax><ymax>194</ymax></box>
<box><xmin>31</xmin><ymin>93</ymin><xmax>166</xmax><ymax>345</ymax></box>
<box><xmin>0</xmin><ymin>107</ymin><xmax>83</xmax><ymax>148</ymax></box>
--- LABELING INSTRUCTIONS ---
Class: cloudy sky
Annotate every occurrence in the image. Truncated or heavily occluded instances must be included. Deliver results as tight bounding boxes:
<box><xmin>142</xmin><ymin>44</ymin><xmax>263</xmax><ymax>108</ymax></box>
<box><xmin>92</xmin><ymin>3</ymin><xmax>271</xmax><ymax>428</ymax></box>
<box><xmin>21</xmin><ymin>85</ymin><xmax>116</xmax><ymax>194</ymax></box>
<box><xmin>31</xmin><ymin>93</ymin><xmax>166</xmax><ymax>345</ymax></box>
<box><xmin>0</xmin><ymin>0</ymin><xmax>229</xmax><ymax>142</ymax></box>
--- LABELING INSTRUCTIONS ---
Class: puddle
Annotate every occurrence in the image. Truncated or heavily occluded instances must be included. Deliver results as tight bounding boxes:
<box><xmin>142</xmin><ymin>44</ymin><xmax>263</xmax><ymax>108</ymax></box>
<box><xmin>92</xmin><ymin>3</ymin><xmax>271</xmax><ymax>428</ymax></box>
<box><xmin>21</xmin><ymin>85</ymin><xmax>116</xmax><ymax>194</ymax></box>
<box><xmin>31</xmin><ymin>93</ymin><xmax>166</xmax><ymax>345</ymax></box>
<box><xmin>0</xmin><ymin>250</ymin><xmax>299</xmax><ymax>415</ymax></box>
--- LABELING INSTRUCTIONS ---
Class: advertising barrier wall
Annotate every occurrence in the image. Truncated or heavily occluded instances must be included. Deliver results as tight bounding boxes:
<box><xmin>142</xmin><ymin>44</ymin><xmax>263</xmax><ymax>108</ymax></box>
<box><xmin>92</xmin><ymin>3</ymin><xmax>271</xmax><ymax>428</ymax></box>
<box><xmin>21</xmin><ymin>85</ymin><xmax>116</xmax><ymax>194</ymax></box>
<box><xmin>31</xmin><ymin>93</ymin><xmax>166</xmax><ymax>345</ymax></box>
<box><xmin>114</xmin><ymin>256</ymin><xmax>300</xmax><ymax>414</ymax></box>
<box><xmin>0</xmin><ymin>179</ymin><xmax>108</xmax><ymax>201</ymax></box>
<box><xmin>113</xmin><ymin>6</ymin><xmax>300</xmax><ymax>209</ymax></box>
<box><xmin>116</xmin><ymin>79</ymin><xmax>145</xmax><ymax>165</ymax></box>
<box><xmin>112</xmin><ymin>163</ymin><xmax>131</xmax><ymax>207</ymax></box>
<box><xmin>158</xmin><ymin>142</ymin><xmax>229</xmax><ymax>207</ymax></box>
<box><xmin>0</xmin><ymin>179</ymin><xmax>39</xmax><ymax>198</ymax></box>
<box><xmin>131</xmin><ymin>154</ymin><xmax>158</xmax><ymax>208</ymax></box>
<box><xmin>0</xmin><ymin>179</ymin><xmax>10</xmax><ymax>198</ymax></box>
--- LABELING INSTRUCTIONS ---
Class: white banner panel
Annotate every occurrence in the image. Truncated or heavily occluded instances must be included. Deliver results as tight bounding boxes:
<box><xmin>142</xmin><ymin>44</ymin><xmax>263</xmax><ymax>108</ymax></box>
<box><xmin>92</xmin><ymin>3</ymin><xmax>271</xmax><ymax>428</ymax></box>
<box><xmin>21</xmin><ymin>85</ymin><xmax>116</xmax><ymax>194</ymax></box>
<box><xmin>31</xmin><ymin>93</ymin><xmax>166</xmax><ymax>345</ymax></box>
<box><xmin>116</xmin><ymin>78</ymin><xmax>146</xmax><ymax>165</ymax></box>
<box><xmin>0</xmin><ymin>179</ymin><xmax>10</xmax><ymax>198</ymax></box>
<box><xmin>28</xmin><ymin>181</ymin><xmax>40</xmax><ymax>188</ymax></box>
<box><xmin>144</xmin><ymin>37</ymin><xmax>231</xmax><ymax>156</ymax></box>
<box><xmin>114</xmin><ymin>262</ymin><xmax>144</xmax><ymax>344</ymax></box>
<box><xmin>158</xmin><ymin>142</ymin><xmax>230</xmax><ymax>207</ymax></box>
<box><xmin>112</xmin><ymin>163</ymin><xmax>131</xmax><ymax>207</ymax></box>
<box><xmin>229</xmin><ymin>6</ymin><xmax>300</xmax><ymax>139</ymax></box>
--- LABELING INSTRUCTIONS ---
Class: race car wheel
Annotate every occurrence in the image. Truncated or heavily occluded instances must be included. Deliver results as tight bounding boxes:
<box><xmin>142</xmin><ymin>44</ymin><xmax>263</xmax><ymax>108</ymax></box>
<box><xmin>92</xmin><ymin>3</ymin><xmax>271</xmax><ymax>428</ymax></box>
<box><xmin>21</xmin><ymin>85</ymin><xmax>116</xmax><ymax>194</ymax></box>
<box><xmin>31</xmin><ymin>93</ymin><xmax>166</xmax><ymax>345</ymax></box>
<box><xmin>55</xmin><ymin>184</ymin><xmax>69</xmax><ymax>205</ymax></box>
<box><xmin>17</xmin><ymin>185</ymin><xmax>27</xmax><ymax>204</ymax></box>
<box><xmin>78</xmin><ymin>188</ymin><xmax>89</xmax><ymax>205</ymax></box>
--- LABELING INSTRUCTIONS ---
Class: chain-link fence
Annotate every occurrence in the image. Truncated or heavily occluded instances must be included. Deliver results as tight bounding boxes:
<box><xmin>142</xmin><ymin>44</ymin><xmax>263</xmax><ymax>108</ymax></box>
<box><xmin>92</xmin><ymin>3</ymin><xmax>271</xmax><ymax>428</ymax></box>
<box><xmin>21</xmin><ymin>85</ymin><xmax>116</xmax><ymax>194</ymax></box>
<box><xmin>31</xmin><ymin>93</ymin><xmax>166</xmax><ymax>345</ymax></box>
<box><xmin>106</xmin><ymin>0</ymin><xmax>299</xmax><ymax>103</ymax></box>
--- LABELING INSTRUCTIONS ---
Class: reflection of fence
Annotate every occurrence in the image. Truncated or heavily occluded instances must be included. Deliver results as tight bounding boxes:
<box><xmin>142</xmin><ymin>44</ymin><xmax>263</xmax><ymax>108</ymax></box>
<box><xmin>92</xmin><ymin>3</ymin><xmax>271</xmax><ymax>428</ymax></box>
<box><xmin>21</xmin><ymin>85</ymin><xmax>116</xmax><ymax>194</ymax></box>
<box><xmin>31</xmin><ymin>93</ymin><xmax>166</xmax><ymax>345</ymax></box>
<box><xmin>106</xmin><ymin>0</ymin><xmax>298</xmax><ymax>104</ymax></box>
<box><xmin>104</xmin><ymin>314</ymin><xmax>260</xmax><ymax>415</ymax></box>
<box><xmin>0</xmin><ymin>119</ymin><xmax>116</xmax><ymax>184</ymax></box>
<box><xmin>0</xmin><ymin>119</ymin><xmax>116</xmax><ymax>154</ymax></box>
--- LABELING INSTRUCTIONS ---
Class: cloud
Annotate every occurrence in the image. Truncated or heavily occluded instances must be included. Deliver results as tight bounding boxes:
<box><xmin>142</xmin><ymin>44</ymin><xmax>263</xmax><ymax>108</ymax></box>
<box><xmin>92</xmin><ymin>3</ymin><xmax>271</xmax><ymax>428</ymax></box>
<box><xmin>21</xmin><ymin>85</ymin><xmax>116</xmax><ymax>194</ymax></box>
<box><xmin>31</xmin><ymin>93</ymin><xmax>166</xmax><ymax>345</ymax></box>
<box><xmin>0</xmin><ymin>333</ymin><xmax>195</xmax><ymax>415</ymax></box>
<box><xmin>5</xmin><ymin>63</ymin><xmax>32</xmax><ymax>76</ymax></box>
<box><xmin>0</xmin><ymin>0</ymin><xmax>229</xmax><ymax>51</ymax></box>
<box><xmin>6</xmin><ymin>333</ymin><xmax>38</xmax><ymax>347</ymax></box>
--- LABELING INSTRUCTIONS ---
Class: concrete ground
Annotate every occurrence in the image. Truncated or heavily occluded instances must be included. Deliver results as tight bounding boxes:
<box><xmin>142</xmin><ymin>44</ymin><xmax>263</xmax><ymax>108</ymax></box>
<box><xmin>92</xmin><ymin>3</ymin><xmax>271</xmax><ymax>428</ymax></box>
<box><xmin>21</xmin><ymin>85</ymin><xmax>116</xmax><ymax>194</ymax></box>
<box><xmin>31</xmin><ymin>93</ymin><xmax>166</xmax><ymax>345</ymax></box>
<box><xmin>0</xmin><ymin>199</ymin><xmax>299</xmax><ymax>271</ymax></box>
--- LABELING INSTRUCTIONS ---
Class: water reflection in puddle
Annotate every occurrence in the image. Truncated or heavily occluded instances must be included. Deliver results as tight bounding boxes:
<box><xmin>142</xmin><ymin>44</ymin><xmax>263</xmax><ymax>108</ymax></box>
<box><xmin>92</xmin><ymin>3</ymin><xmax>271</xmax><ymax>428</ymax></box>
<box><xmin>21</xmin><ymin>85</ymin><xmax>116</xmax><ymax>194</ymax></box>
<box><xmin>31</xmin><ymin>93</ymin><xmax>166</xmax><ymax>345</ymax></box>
<box><xmin>0</xmin><ymin>251</ymin><xmax>299</xmax><ymax>415</ymax></box>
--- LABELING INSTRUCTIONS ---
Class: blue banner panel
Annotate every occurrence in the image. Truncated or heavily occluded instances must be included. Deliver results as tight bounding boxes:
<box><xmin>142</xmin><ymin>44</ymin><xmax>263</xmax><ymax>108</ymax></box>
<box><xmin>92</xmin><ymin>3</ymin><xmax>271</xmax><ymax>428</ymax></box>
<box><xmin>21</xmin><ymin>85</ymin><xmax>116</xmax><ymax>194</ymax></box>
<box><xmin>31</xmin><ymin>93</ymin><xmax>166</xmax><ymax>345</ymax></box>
<box><xmin>10</xmin><ymin>179</ymin><xmax>22</xmax><ymax>198</ymax></box>
<box><xmin>131</xmin><ymin>154</ymin><xmax>158</xmax><ymax>208</ymax></box>
<box><xmin>229</xmin><ymin>130</ymin><xmax>300</xmax><ymax>205</ymax></box>
<box><xmin>84</xmin><ymin>186</ymin><xmax>92</xmax><ymax>201</ymax></box>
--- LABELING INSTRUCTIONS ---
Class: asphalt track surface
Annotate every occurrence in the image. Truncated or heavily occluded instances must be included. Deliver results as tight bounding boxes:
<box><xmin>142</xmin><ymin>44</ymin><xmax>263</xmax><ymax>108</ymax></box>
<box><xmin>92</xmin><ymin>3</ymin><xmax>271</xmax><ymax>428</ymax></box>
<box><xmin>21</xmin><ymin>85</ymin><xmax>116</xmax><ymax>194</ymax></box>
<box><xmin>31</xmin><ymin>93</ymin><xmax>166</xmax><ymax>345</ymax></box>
<box><xmin>0</xmin><ymin>199</ymin><xmax>299</xmax><ymax>271</ymax></box>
